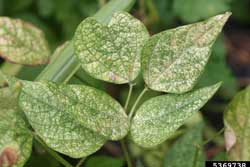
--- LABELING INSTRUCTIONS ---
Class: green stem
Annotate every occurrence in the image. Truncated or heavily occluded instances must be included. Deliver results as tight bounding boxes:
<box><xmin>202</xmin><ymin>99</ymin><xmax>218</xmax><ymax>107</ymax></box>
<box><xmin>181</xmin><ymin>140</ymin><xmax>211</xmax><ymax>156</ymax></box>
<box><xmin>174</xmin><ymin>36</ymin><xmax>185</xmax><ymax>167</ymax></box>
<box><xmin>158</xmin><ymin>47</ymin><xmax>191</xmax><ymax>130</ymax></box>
<box><xmin>33</xmin><ymin>133</ymin><xmax>73</xmax><ymax>167</ymax></box>
<box><xmin>192</xmin><ymin>128</ymin><xmax>225</xmax><ymax>167</ymax></box>
<box><xmin>128</xmin><ymin>87</ymin><xmax>148</xmax><ymax>119</ymax></box>
<box><xmin>75</xmin><ymin>157</ymin><xmax>86</xmax><ymax>167</ymax></box>
<box><xmin>125</xmin><ymin>84</ymin><xmax>134</xmax><ymax>112</ymax></box>
<box><xmin>192</xmin><ymin>145</ymin><xmax>200</xmax><ymax>167</ymax></box>
<box><xmin>121</xmin><ymin>139</ymin><xmax>132</xmax><ymax>167</ymax></box>
<box><xmin>36</xmin><ymin>0</ymin><xmax>136</xmax><ymax>83</ymax></box>
<box><xmin>203</xmin><ymin>127</ymin><xmax>225</xmax><ymax>145</ymax></box>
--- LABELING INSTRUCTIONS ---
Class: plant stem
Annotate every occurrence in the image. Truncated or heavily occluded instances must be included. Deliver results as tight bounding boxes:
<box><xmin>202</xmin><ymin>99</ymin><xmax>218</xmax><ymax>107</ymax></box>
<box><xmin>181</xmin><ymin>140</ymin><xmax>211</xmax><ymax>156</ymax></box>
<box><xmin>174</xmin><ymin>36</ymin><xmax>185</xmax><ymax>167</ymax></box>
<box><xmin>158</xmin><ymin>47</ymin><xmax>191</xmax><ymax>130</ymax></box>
<box><xmin>125</xmin><ymin>84</ymin><xmax>134</xmax><ymax>112</ymax></box>
<box><xmin>203</xmin><ymin>127</ymin><xmax>225</xmax><ymax>145</ymax></box>
<box><xmin>192</xmin><ymin>128</ymin><xmax>225</xmax><ymax>167</ymax></box>
<box><xmin>120</xmin><ymin>139</ymin><xmax>132</xmax><ymax>167</ymax></box>
<box><xmin>33</xmin><ymin>133</ymin><xmax>73</xmax><ymax>167</ymax></box>
<box><xmin>75</xmin><ymin>157</ymin><xmax>86</xmax><ymax>167</ymax></box>
<box><xmin>129</xmin><ymin>87</ymin><xmax>148</xmax><ymax>119</ymax></box>
<box><xmin>192</xmin><ymin>145</ymin><xmax>200</xmax><ymax>167</ymax></box>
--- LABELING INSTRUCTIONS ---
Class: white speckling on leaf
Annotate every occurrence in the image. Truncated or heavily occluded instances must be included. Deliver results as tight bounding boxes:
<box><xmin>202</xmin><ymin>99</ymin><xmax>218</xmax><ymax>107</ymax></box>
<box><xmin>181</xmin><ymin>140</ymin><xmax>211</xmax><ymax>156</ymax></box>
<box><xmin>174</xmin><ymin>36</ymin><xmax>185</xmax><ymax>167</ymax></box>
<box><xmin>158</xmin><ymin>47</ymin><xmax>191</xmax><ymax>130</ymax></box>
<box><xmin>0</xmin><ymin>88</ymin><xmax>32</xmax><ymax>167</ymax></box>
<box><xmin>130</xmin><ymin>83</ymin><xmax>220</xmax><ymax>147</ymax></box>
<box><xmin>141</xmin><ymin>12</ymin><xmax>231</xmax><ymax>93</ymax></box>
<box><xmin>73</xmin><ymin>12</ymin><xmax>149</xmax><ymax>84</ymax></box>
<box><xmin>0</xmin><ymin>17</ymin><xmax>50</xmax><ymax>65</ymax></box>
<box><xmin>17</xmin><ymin>79</ymin><xmax>129</xmax><ymax>158</ymax></box>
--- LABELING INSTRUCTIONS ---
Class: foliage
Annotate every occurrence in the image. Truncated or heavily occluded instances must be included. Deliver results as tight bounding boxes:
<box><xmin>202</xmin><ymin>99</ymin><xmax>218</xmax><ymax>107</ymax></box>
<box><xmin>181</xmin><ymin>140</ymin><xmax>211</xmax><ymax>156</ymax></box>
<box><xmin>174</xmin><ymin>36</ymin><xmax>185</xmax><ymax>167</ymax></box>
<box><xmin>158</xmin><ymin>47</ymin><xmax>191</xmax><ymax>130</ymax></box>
<box><xmin>85</xmin><ymin>156</ymin><xmax>124</xmax><ymax>167</ymax></box>
<box><xmin>0</xmin><ymin>0</ymin><xmax>241</xmax><ymax>166</ymax></box>
<box><xmin>164</xmin><ymin>122</ymin><xmax>205</xmax><ymax>167</ymax></box>
<box><xmin>224</xmin><ymin>87</ymin><xmax>250</xmax><ymax>160</ymax></box>
<box><xmin>0</xmin><ymin>88</ymin><xmax>32</xmax><ymax>167</ymax></box>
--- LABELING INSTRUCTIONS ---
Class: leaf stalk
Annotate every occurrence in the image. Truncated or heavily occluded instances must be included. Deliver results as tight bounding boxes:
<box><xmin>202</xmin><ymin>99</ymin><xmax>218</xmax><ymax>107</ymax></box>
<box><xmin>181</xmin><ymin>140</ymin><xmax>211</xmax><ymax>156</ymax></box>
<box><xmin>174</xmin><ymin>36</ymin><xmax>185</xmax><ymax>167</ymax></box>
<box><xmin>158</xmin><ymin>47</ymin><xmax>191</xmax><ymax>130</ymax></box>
<box><xmin>121</xmin><ymin>139</ymin><xmax>133</xmax><ymax>167</ymax></box>
<box><xmin>33</xmin><ymin>133</ymin><xmax>73</xmax><ymax>167</ymax></box>
<box><xmin>129</xmin><ymin>87</ymin><xmax>148</xmax><ymax>119</ymax></box>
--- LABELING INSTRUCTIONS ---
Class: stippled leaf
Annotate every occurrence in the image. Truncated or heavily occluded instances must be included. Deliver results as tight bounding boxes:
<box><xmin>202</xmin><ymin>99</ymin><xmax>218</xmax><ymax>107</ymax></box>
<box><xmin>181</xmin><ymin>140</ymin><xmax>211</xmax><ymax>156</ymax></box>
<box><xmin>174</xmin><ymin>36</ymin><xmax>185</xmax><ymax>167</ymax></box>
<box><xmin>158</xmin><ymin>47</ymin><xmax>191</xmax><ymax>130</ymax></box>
<box><xmin>0</xmin><ymin>88</ymin><xmax>33</xmax><ymax>167</ymax></box>
<box><xmin>224</xmin><ymin>87</ymin><xmax>250</xmax><ymax>160</ymax></box>
<box><xmin>142</xmin><ymin>12</ymin><xmax>230</xmax><ymax>93</ymax></box>
<box><xmin>130</xmin><ymin>83</ymin><xmax>220</xmax><ymax>147</ymax></box>
<box><xmin>164</xmin><ymin>122</ymin><xmax>205</xmax><ymax>167</ymax></box>
<box><xmin>17</xmin><ymin>79</ymin><xmax>129</xmax><ymax>158</ymax></box>
<box><xmin>74</xmin><ymin>12</ymin><xmax>149</xmax><ymax>84</ymax></box>
<box><xmin>0</xmin><ymin>17</ymin><xmax>50</xmax><ymax>65</ymax></box>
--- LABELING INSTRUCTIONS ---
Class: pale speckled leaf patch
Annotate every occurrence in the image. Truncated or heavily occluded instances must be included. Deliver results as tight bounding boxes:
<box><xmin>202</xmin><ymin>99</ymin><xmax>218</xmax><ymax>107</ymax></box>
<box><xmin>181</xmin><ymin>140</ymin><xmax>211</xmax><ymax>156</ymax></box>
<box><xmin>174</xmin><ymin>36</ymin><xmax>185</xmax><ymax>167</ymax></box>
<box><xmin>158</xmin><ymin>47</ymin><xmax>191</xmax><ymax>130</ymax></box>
<box><xmin>0</xmin><ymin>88</ymin><xmax>33</xmax><ymax>167</ymax></box>
<box><xmin>74</xmin><ymin>12</ymin><xmax>149</xmax><ymax>84</ymax></box>
<box><xmin>142</xmin><ymin>12</ymin><xmax>231</xmax><ymax>93</ymax></box>
<box><xmin>130</xmin><ymin>83</ymin><xmax>220</xmax><ymax>147</ymax></box>
<box><xmin>0</xmin><ymin>17</ymin><xmax>50</xmax><ymax>65</ymax></box>
<box><xmin>17</xmin><ymin>80</ymin><xmax>129</xmax><ymax>158</ymax></box>
<box><xmin>224</xmin><ymin>87</ymin><xmax>250</xmax><ymax>160</ymax></box>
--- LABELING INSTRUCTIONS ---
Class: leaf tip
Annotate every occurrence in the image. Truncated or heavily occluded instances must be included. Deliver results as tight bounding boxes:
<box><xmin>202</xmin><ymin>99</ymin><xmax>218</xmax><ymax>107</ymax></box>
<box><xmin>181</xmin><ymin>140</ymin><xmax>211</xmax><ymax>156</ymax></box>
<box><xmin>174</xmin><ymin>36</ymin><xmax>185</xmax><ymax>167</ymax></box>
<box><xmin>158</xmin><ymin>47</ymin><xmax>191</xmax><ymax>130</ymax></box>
<box><xmin>213</xmin><ymin>11</ymin><xmax>231</xmax><ymax>26</ymax></box>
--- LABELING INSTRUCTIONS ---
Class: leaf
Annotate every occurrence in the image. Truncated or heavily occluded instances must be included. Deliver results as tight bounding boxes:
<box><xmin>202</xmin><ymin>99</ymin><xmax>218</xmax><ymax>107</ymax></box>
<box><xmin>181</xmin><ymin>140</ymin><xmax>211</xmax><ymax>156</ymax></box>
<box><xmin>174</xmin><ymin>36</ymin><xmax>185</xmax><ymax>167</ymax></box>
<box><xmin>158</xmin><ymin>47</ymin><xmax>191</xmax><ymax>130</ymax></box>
<box><xmin>74</xmin><ymin>12</ymin><xmax>149</xmax><ymax>84</ymax></box>
<box><xmin>130</xmin><ymin>83</ymin><xmax>220</xmax><ymax>147</ymax></box>
<box><xmin>16</xmin><ymin>79</ymin><xmax>129</xmax><ymax>158</ymax></box>
<box><xmin>173</xmin><ymin>0</ymin><xmax>230</xmax><ymax>23</ymax></box>
<box><xmin>142</xmin><ymin>12</ymin><xmax>230</xmax><ymax>93</ymax></box>
<box><xmin>164</xmin><ymin>122</ymin><xmax>205</xmax><ymax>167</ymax></box>
<box><xmin>0</xmin><ymin>17</ymin><xmax>50</xmax><ymax>65</ymax></box>
<box><xmin>224</xmin><ymin>87</ymin><xmax>250</xmax><ymax>160</ymax></box>
<box><xmin>86</xmin><ymin>156</ymin><xmax>124</xmax><ymax>167</ymax></box>
<box><xmin>0</xmin><ymin>88</ymin><xmax>33</xmax><ymax>167</ymax></box>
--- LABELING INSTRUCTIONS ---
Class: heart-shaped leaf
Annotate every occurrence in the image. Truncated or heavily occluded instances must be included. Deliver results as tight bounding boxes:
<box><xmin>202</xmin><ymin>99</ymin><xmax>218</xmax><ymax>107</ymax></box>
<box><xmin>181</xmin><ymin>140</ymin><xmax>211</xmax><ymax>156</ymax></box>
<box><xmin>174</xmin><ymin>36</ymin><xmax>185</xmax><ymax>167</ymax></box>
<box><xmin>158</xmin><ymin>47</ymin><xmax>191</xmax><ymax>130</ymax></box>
<box><xmin>0</xmin><ymin>17</ymin><xmax>50</xmax><ymax>65</ymax></box>
<box><xmin>224</xmin><ymin>87</ymin><xmax>250</xmax><ymax>160</ymax></box>
<box><xmin>0</xmin><ymin>88</ymin><xmax>33</xmax><ymax>167</ymax></box>
<box><xmin>130</xmin><ymin>83</ymin><xmax>220</xmax><ymax>147</ymax></box>
<box><xmin>141</xmin><ymin>12</ymin><xmax>230</xmax><ymax>93</ymax></box>
<box><xmin>74</xmin><ymin>12</ymin><xmax>149</xmax><ymax>84</ymax></box>
<box><xmin>16</xmin><ymin>79</ymin><xmax>129</xmax><ymax>158</ymax></box>
<box><xmin>164</xmin><ymin>122</ymin><xmax>205</xmax><ymax>167</ymax></box>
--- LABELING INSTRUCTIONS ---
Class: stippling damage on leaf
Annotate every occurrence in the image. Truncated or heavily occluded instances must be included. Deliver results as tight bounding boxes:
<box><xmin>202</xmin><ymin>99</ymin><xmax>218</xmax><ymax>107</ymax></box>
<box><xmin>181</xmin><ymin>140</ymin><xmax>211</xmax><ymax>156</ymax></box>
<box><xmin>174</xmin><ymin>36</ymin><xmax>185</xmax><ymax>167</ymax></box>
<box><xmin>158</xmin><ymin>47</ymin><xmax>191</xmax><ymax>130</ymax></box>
<box><xmin>0</xmin><ymin>17</ymin><xmax>50</xmax><ymax>65</ymax></box>
<box><xmin>17</xmin><ymin>79</ymin><xmax>129</xmax><ymax>158</ymax></box>
<box><xmin>0</xmin><ymin>88</ymin><xmax>32</xmax><ymax>167</ymax></box>
<box><xmin>224</xmin><ymin>87</ymin><xmax>250</xmax><ymax>160</ymax></box>
<box><xmin>74</xmin><ymin>12</ymin><xmax>149</xmax><ymax>84</ymax></box>
<box><xmin>141</xmin><ymin>12</ymin><xmax>231</xmax><ymax>93</ymax></box>
<box><xmin>130</xmin><ymin>83</ymin><xmax>220</xmax><ymax>147</ymax></box>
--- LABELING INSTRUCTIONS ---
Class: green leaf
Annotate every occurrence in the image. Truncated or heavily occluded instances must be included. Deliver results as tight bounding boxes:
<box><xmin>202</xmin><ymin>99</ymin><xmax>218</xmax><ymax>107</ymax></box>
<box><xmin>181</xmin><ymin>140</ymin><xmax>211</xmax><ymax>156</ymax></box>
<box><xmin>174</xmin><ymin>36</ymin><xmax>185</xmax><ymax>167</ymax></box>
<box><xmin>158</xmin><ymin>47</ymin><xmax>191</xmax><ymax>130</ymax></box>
<box><xmin>0</xmin><ymin>88</ymin><xmax>33</xmax><ymax>167</ymax></box>
<box><xmin>173</xmin><ymin>0</ymin><xmax>230</xmax><ymax>23</ymax></box>
<box><xmin>224</xmin><ymin>87</ymin><xmax>250</xmax><ymax>160</ymax></box>
<box><xmin>142</xmin><ymin>12</ymin><xmax>230</xmax><ymax>93</ymax></box>
<box><xmin>164</xmin><ymin>122</ymin><xmax>205</xmax><ymax>167</ymax></box>
<box><xmin>17</xmin><ymin>79</ymin><xmax>129</xmax><ymax>157</ymax></box>
<box><xmin>74</xmin><ymin>11</ymin><xmax>149</xmax><ymax>84</ymax></box>
<box><xmin>86</xmin><ymin>156</ymin><xmax>124</xmax><ymax>167</ymax></box>
<box><xmin>0</xmin><ymin>17</ymin><xmax>50</xmax><ymax>65</ymax></box>
<box><xmin>130</xmin><ymin>83</ymin><xmax>220</xmax><ymax>147</ymax></box>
